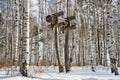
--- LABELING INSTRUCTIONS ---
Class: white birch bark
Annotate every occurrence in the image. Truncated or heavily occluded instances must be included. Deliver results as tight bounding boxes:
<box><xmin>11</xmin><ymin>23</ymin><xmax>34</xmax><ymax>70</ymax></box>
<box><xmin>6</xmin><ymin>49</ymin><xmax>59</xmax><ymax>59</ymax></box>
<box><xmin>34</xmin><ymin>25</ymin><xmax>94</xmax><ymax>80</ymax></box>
<box><xmin>20</xmin><ymin>0</ymin><xmax>30</xmax><ymax>76</ymax></box>
<box><xmin>14</xmin><ymin>0</ymin><xmax>19</xmax><ymax>62</ymax></box>
<box><xmin>106</xmin><ymin>1</ymin><xmax>119</xmax><ymax>75</ymax></box>
<box><xmin>117</xmin><ymin>0</ymin><xmax>120</xmax><ymax>66</ymax></box>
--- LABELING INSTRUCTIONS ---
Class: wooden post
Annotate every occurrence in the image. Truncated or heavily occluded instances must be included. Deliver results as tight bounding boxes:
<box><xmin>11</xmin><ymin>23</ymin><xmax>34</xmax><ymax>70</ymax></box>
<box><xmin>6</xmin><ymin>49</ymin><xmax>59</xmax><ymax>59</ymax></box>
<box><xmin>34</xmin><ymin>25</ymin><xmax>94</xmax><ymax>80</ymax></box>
<box><xmin>46</xmin><ymin>11</ymin><xmax>64</xmax><ymax>73</ymax></box>
<box><xmin>64</xmin><ymin>21</ymin><xmax>70</xmax><ymax>73</ymax></box>
<box><xmin>64</xmin><ymin>0</ymin><xmax>70</xmax><ymax>73</ymax></box>
<box><xmin>46</xmin><ymin>8</ymin><xmax>76</xmax><ymax>73</ymax></box>
<box><xmin>54</xmin><ymin>26</ymin><xmax>64</xmax><ymax>72</ymax></box>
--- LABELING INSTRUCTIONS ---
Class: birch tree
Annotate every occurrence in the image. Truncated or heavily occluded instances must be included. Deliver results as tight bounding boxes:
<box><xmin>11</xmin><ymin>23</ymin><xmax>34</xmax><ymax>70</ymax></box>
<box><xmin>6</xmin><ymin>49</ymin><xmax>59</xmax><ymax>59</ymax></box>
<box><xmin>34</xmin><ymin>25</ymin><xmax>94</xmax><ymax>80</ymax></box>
<box><xmin>117</xmin><ymin>0</ymin><xmax>120</xmax><ymax>66</ymax></box>
<box><xmin>14</xmin><ymin>0</ymin><xmax>19</xmax><ymax>64</ymax></box>
<box><xmin>20</xmin><ymin>0</ymin><xmax>30</xmax><ymax>77</ymax></box>
<box><xmin>106</xmin><ymin>0</ymin><xmax>119</xmax><ymax>75</ymax></box>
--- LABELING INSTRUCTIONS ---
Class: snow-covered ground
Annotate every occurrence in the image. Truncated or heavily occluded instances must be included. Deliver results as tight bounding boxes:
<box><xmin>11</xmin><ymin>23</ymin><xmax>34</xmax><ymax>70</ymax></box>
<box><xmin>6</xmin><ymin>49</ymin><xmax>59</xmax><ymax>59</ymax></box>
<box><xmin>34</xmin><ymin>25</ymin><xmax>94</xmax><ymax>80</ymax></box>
<box><xmin>0</xmin><ymin>66</ymin><xmax>120</xmax><ymax>80</ymax></box>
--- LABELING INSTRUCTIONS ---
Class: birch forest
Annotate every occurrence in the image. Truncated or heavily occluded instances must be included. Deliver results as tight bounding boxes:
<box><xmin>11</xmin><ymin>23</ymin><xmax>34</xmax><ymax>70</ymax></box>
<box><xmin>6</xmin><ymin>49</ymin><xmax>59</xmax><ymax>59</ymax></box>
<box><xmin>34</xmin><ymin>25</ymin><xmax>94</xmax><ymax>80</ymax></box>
<box><xmin>0</xmin><ymin>0</ymin><xmax>120</xmax><ymax>77</ymax></box>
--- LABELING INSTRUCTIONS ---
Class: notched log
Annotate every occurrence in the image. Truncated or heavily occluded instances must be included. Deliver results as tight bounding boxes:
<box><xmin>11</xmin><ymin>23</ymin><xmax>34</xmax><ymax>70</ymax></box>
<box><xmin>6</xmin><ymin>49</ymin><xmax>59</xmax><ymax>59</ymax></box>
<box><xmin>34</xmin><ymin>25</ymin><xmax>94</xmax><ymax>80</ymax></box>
<box><xmin>46</xmin><ymin>11</ymin><xmax>64</xmax><ymax>24</ymax></box>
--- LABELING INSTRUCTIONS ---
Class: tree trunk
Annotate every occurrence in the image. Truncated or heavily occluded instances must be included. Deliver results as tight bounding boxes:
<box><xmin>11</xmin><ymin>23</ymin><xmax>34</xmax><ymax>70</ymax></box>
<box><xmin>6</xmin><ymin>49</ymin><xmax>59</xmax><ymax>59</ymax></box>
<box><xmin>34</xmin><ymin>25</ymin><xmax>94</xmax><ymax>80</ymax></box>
<box><xmin>20</xmin><ymin>0</ymin><xmax>30</xmax><ymax>77</ymax></box>
<box><xmin>117</xmin><ymin>1</ymin><xmax>120</xmax><ymax>67</ymax></box>
<box><xmin>14</xmin><ymin>0</ymin><xmax>19</xmax><ymax>65</ymax></box>
<box><xmin>106</xmin><ymin>2</ymin><xmax>119</xmax><ymax>75</ymax></box>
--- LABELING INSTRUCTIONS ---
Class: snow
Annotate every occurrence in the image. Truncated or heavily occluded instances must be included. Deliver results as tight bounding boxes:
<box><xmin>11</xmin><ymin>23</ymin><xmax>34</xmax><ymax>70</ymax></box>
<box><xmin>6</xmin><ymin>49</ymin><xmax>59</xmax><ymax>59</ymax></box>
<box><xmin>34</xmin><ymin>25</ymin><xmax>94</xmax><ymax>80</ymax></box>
<box><xmin>0</xmin><ymin>66</ymin><xmax>120</xmax><ymax>80</ymax></box>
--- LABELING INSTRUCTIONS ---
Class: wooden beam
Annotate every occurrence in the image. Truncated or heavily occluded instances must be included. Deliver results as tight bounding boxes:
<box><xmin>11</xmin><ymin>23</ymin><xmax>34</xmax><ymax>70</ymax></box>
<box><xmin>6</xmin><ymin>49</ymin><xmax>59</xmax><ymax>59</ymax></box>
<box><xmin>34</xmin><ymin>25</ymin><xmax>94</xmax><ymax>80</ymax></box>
<box><xmin>65</xmin><ymin>16</ymin><xmax>75</xmax><ymax>21</ymax></box>
<box><xmin>46</xmin><ymin>11</ymin><xmax>64</xmax><ymax>24</ymax></box>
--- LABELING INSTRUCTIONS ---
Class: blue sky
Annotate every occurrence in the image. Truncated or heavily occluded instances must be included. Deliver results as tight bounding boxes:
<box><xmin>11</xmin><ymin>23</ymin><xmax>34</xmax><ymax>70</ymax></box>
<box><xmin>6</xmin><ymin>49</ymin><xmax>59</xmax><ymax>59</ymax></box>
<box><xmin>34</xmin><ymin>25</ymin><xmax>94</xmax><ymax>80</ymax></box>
<box><xmin>47</xmin><ymin>0</ymin><xmax>51</xmax><ymax>1</ymax></box>
<box><xmin>0</xmin><ymin>0</ymin><xmax>7</xmax><ymax>11</ymax></box>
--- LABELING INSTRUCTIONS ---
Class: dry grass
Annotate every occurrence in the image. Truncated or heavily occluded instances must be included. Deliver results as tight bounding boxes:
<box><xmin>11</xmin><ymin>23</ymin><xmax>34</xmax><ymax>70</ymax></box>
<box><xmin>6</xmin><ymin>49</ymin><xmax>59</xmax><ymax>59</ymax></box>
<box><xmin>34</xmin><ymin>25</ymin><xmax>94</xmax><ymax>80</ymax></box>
<box><xmin>33</xmin><ymin>66</ymin><xmax>45</xmax><ymax>74</ymax></box>
<box><xmin>37</xmin><ymin>58</ymin><xmax>51</xmax><ymax>66</ymax></box>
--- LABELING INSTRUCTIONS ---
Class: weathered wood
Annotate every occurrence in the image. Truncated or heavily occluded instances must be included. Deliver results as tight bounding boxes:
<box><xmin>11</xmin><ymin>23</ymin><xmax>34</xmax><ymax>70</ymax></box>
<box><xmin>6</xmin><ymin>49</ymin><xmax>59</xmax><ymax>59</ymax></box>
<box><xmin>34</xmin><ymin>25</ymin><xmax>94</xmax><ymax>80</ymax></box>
<box><xmin>58</xmin><ymin>22</ymin><xmax>65</xmax><ymax>33</ymax></box>
<box><xmin>58</xmin><ymin>22</ymin><xmax>76</xmax><ymax>33</ymax></box>
<box><xmin>54</xmin><ymin>26</ymin><xmax>64</xmax><ymax>72</ymax></box>
<box><xmin>46</xmin><ymin>11</ymin><xmax>64</xmax><ymax>72</ymax></box>
<box><xmin>69</xmin><ymin>23</ymin><xmax>76</xmax><ymax>29</ymax></box>
<box><xmin>46</xmin><ymin>15</ymin><xmax>58</xmax><ymax>24</ymax></box>
<box><xmin>64</xmin><ymin>0</ymin><xmax>70</xmax><ymax>73</ymax></box>
<box><xmin>64</xmin><ymin>23</ymin><xmax>70</xmax><ymax>73</ymax></box>
<box><xmin>46</xmin><ymin>11</ymin><xmax>64</xmax><ymax>24</ymax></box>
<box><xmin>65</xmin><ymin>16</ymin><xmax>75</xmax><ymax>21</ymax></box>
